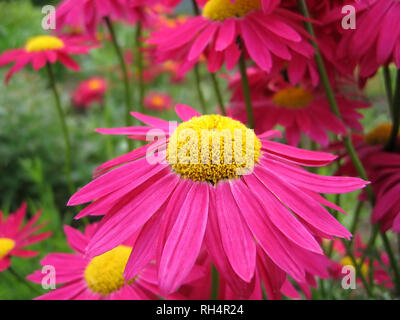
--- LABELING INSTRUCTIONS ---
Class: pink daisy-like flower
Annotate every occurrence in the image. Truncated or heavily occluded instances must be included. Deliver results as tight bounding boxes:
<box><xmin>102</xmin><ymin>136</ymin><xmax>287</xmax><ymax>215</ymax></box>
<box><xmin>335</xmin><ymin>124</ymin><xmax>400</xmax><ymax>233</ymax></box>
<box><xmin>144</xmin><ymin>91</ymin><xmax>173</xmax><ymax>111</ymax></box>
<box><xmin>72</xmin><ymin>77</ymin><xmax>107</xmax><ymax>109</ymax></box>
<box><xmin>334</xmin><ymin>0</ymin><xmax>399</xmax><ymax>78</ymax></box>
<box><xmin>68</xmin><ymin>104</ymin><xmax>368</xmax><ymax>297</ymax></box>
<box><xmin>148</xmin><ymin>0</ymin><xmax>314</xmax><ymax>75</ymax></box>
<box><xmin>0</xmin><ymin>203</ymin><xmax>52</xmax><ymax>272</ymax></box>
<box><xmin>330</xmin><ymin>234</ymin><xmax>393</xmax><ymax>289</ymax></box>
<box><xmin>28</xmin><ymin>223</ymin><xmax>206</xmax><ymax>300</ymax></box>
<box><xmin>0</xmin><ymin>35</ymin><xmax>93</xmax><ymax>84</ymax></box>
<box><xmin>228</xmin><ymin>73</ymin><xmax>369</xmax><ymax>146</ymax></box>
<box><xmin>56</xmin><ymin>0</ymin><xmax>158</xmax><ymax>36</ymax></box>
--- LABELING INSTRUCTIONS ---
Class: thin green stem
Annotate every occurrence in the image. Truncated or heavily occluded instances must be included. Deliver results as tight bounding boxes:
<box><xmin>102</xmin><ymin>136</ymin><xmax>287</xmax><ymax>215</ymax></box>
<box><xmin>104</xmin><ymin>17</ymin><xmax>134</xmax><ymax>150</ymax></box>
<box><xmin>210</xmin><ymin>73</ymin><xmax>226</xmax><ymax>115</ymax></box>
<box><xmin>238</xmin><ymin>51</ymin><xmax>255</xmax><ymax>129</ymax></box>
<box><xmin>211</xmin><ymin>265</ymin><xmax>219</xmax><ymax>300</ymax></box>
<box><xmin>193</xmin><ymin>63</ymin><xmax>207</xmax><ymax>114</ymax></box>
<box><xmin>383</xmin><ymin>66</ymin><xmax>393</xmax><ymax>116</ymax></box>
<box><xmin>135</xmin><ymin>21</ymin><xmax>145</xmax><ymax>114</ymax></box>
<box><xmin>8</xmin><ymin>267</ymin><xmax>42</xmax><ymax>296</ymax></box>
<box><xmin>386</xmin><ymin>69</ymin><xmax>400</xmax><ymax>151</ymax></box>
<box><xmin>45</xmin><ymin>63</ymin><xmax>74</xmax><ymax>194</ymax></box>
<box><xmin>350</xmin><ymin>201</ymin><xmax>364</xmax><ymax>236</ymax></box>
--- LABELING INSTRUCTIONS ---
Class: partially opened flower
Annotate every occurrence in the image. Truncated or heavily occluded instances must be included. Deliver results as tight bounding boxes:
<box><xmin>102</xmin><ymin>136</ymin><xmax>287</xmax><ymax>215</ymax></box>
<box><xmin>149</xmin><ymin>0</ymin><xmax>314</xmax><ymax>74</ymax></box>
<box><xmin>144</xmin><ymin>91</ymin><xmax>173</xmax><ymax>111</ymax></box>
<box><xmin>68</xmin><ymin>104</ymin><xmax>368</xmax><ymax>297</ymax></box>
<box><xmin>72</xmin><ymin>77</ymin><xmax>107</xmax><ymax>109</ymax></box>
<box><xmin>0</xmin><ymin>203</ymin><xmax>52</xmax><ymax>272</ymax></box>
<box><xmin>0</xmin><ymin>35</ymin><xmax>93</xmax><ymax>83</ymax></box>
<box><xmin>28</xmin><ymin>224</ymin><xmax>205</xmax><ymax>300</ymax></box>
<box><xmin>228</xmin><ymin>74</ymin><xmax>369</xmax><ymax>146</ymax></box>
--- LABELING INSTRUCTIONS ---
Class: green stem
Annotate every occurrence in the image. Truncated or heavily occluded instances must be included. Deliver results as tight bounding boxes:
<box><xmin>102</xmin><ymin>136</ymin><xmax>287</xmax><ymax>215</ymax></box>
<box><xmin>350</xmin><ymin>201</ymin><xmax>364</xmax><ymax>236</ymax></box>
<box><xmin>211</xmin><ymin>265</ymin><xmax>219</xmax><ymax>300</ymax></box>
<box><xmin>8</xmin><ymin>267</ymin><xmax>42</xmax><ymax>296</ymax></box>
<box><xmin>193</xmin><ymin>63</ymin><xmax>207</xmax><ymax>114</ymax></box>
<box><xmin>210</xmin><ymin>73</ymin><xmax>226</xmax><ymax>115</ymax></box>
<box><xmin>238</xmin><ymin>51</ymin><xmax>255</xmax><ymax>129</ymax></box>
<box><xmin>380</xmin><ymin>232</ymin><xmax>400</xmax><ymax>295</ymax></box>
<box><xmin>45</xmin><ymin>63</ymin><xmax>74</xmax><ymax>194</ymax></box>
<box><xmin>104</xmin><ymin>17</ymin><xmax>134</xmax><ymax>150</ymax></box>
<box><xmin>383</xmin><ymin>66</ymin><xmax>393</xmax><ymax>116</ymax></box>
<box><xmin>386</xmin><ymin>69</ymin><xmax>400</xmax><ymax>151</ymax></box>
<box><xmin>135</xmin><ymin>21</ymin><xmax>145</xmax><ymax>114</ymax></box>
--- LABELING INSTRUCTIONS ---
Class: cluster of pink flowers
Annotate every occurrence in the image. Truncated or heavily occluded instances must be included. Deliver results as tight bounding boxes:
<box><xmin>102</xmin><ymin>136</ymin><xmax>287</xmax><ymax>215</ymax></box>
<box><xmin>1</xmin><ymin>0</ymin><xmax>400</xmax><ymax>301</ymax></box>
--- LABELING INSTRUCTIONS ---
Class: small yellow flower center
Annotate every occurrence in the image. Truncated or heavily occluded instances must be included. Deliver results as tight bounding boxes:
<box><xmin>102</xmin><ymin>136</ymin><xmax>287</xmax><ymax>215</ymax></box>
<box><xmin>203</xmin><ymin>0</ymin><xmax>261</xmax><ymax>21</ymax></box>
<box><xmin>341</xmin><ymin>256</ymin><xmax>368</xmax><ymax>277</ymax></box>
<box><xmin>151</xmin><ymin>96</ymin><xmax>165</xmax><ymax>107</ymax></box>
<box><xmin>25</xmin><ymin>35</ymin><xmax>65</xmax><ymax>53</ymax></box>
<box><xmin>272</xmin><ymin>87</ymin><xmax>314</xmax><ymax>109</ymax></box>
<box><xmin>167</xmin><ymin>115</ymin><xmax>261</xmax><ymax>184</ymax></box>
<box><xmin>0</xmin><ymin>238</ymin><xmax>16</xmax><ymax>259</ymax></box>
<box><xmin>84</xmin><ymin>245</ymin><xmax>134</xmax><ymax>296</ymax></box>
<box><xmin>365</xmin><ymin>123</ymin><xmax>395</xmax><ymax>146</ymax></box>
<box><xmin>88</xmin><ymin>79</ymin><xmax>102</xmax><ymax>91</ymax></box>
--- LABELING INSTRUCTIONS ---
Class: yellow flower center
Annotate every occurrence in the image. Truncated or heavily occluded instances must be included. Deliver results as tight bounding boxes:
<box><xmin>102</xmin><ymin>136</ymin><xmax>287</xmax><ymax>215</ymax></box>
<box><xmin>88</xmin><ymin>79</ymin><xmax>102</xmax><ymax>91</ymax></box>
<box><xmin>0</xmin><ymin>238</ymin><xmax>16</xmax><ymax>259</ymax></box>
<box><xmin>84</xmin><ymin>245</ymin><xmax>134</xmax><ymax>296</ymax></box>
<box><xmin>167</xmin><ymin>115</ymin><xmax>261</xmax><ymax>184</ymax></box>
<box><xmin>203</xmin><ymin>0</ymin><xmax>261</xmax><ymax>21</ymax></box>
<box><xmin>272</xmin><ymin>87</ymin><xmax>314</xmax><ymax>109</ymax></box>
<box><xmin>364</xmin><ymin>123</ymin><xmax>395</xmax><ymax>146</ymax></box>
<box><xmin>341</xmin><ymin>256</ymin><xmax>368</xmax><ymax>277</ymax></box>
<box><xmin>151</xmin><ymin>95</ymin><xmax>165</xmax><ymax>107</ymax></box>
<box><xmin>25</xmin><ymin>35</ymin><xmax>64</xmax><ymax>53</ymax></box>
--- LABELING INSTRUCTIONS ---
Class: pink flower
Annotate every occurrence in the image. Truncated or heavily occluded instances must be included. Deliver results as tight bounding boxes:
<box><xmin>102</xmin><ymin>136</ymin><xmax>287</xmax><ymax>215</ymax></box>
<box><xmin>72</xmin><ymin>77</ymin><xmax>107</xmax><ymax>109</ymax></box>
<box><xmin>68</xmin><ymin>104</ymin><xmax>368</xmax><ymax>298</ymax></box>
<box><xmin>0</xmin><ymin>203</ymin><xmax>52</xmax><ymax>272</ymax></box>
<box><xmin>228</xmin><ymin>72</ymin><xmax>369</xmax><ymax>146</ymax></box>
<box><xmin>28</xmin><ymin>223</ymin><xmax>206</xmax><ymax>299</ymax></box>
<box><xmin>144</xmin><ymin>91</ymin><xmax>173</xmax><ymax>111</ymax></box>
<box><xmin>56</xmin><ymin>0</ymin><xmax>158</xmax><ymax>36</ymax></box>
<box><xmin>148</xmin><ymin>0</ymin><xmax>314</xmax><ymax>75</ymax></box>
<box><xmin>0</xmin><ymin>35</ymin><xmax>93</xmax><ymax>84</ymax></box>
<box><xmin>335</xmin><ymin>0</ymin><xmax>399</xmax><ymax>79</ymax></box>
<box><xmin>334</xmin><ymin>124</ymin><xmax>400</xmax><ymax>233</ymax></box>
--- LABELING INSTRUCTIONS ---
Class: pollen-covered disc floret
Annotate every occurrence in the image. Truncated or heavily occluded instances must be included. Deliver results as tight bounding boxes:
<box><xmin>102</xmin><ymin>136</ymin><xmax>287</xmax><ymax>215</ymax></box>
<box><xmin>167</xmin><ymin>115</ymin><xmax>261</xmax><ymax>184</ymax></box>
<box><xmin>84</xmin><ymin>245</ymin><xmax>133</xmax><ymax>296</ymax></box>
<box><xmin>0</xmin><ymin>238</ymin><xmax>16</xmax><ymax>259</ymax></box>
<box><xmin>203</xmin><ymin>0</ymin><xmax>261</xmax><ymax>21</ymax></box>
<box><xmin>272</xmin><ymin>87</ymin><xmax>314</xmax><ymax>109</ymax></box>
<box><xmin>25</xmin><ymin>35</ymin><xmax>65</xmax><ymax>53</ymax></box>
<box><xmin>364</xmin><ymin>123</ymin><xmax>394</xmax><ymax>146</ymax></box>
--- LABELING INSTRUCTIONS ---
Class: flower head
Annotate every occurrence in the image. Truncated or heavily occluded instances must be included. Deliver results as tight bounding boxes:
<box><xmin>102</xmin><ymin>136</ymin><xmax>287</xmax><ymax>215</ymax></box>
<box><xmin>68</xmin><ymin>104</ymin><xmax>368</xmax><ymax>297</ymax></box>
<box><xmin>144</xmin><ymin>92</ymin><xmax>173</xmax><ymax>111</ymax></box>
<box><xmin>0</xmin><ymin>203</ymin><xmax>52</xmax><ymax>272</ymax></box>
<box><xmin>72</xmin><ymin>77</ymin><xmax>107</xmax><ymax>109</ymax></box>
<box><xmin>0</xmin><ymin>35</ymin><xmax>93</xmax><ymax>84</ymax></box>
<box><xmin>149</xmin><ymin>0</ymin><xmax>314</xmax><ymax>75</ymax></box>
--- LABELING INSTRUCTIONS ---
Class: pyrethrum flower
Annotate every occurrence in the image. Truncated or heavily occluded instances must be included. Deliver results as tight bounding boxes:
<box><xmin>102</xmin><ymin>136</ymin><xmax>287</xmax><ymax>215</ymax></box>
<box><xmin>69</xmin><ymin>104</ymin><xmax>368</xmax><ymax>297</ymax></box>
<box><xmin>144</xmin><ymin>92</ymin><xmax>173</xmax><ymax>111</ymax></box>
<box><xmin>28</xmin><ymin>224</ymin><xmax>206</xmax><ymax>299</ymax></box>
<box><xmin>149</xmin><ymin>0</ymin><xmax>314</xmax><ymax>74</ymax></box>
<box><xmin>335</xmin><ymin>124</ymin><xmax>400</xmax><ymax>233</ymax></box>
<box><xmin>72</xmin><ymin>77</ymin><xmax>107</xmax><ymax>109</ymax></box>
<box><xmin>0</xmin><ymin>35</ymin><xmax>93</xmax><ymax>83</ymax></box>
<box><xmin>0</xmin><ymin>203</ymin><xmax>52</xmax><ymax>272</ymax></box>
<box><xmin>228</xmin><ymin>73</ymin><xmax>369</xmax><ymax>146</ymax></box>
